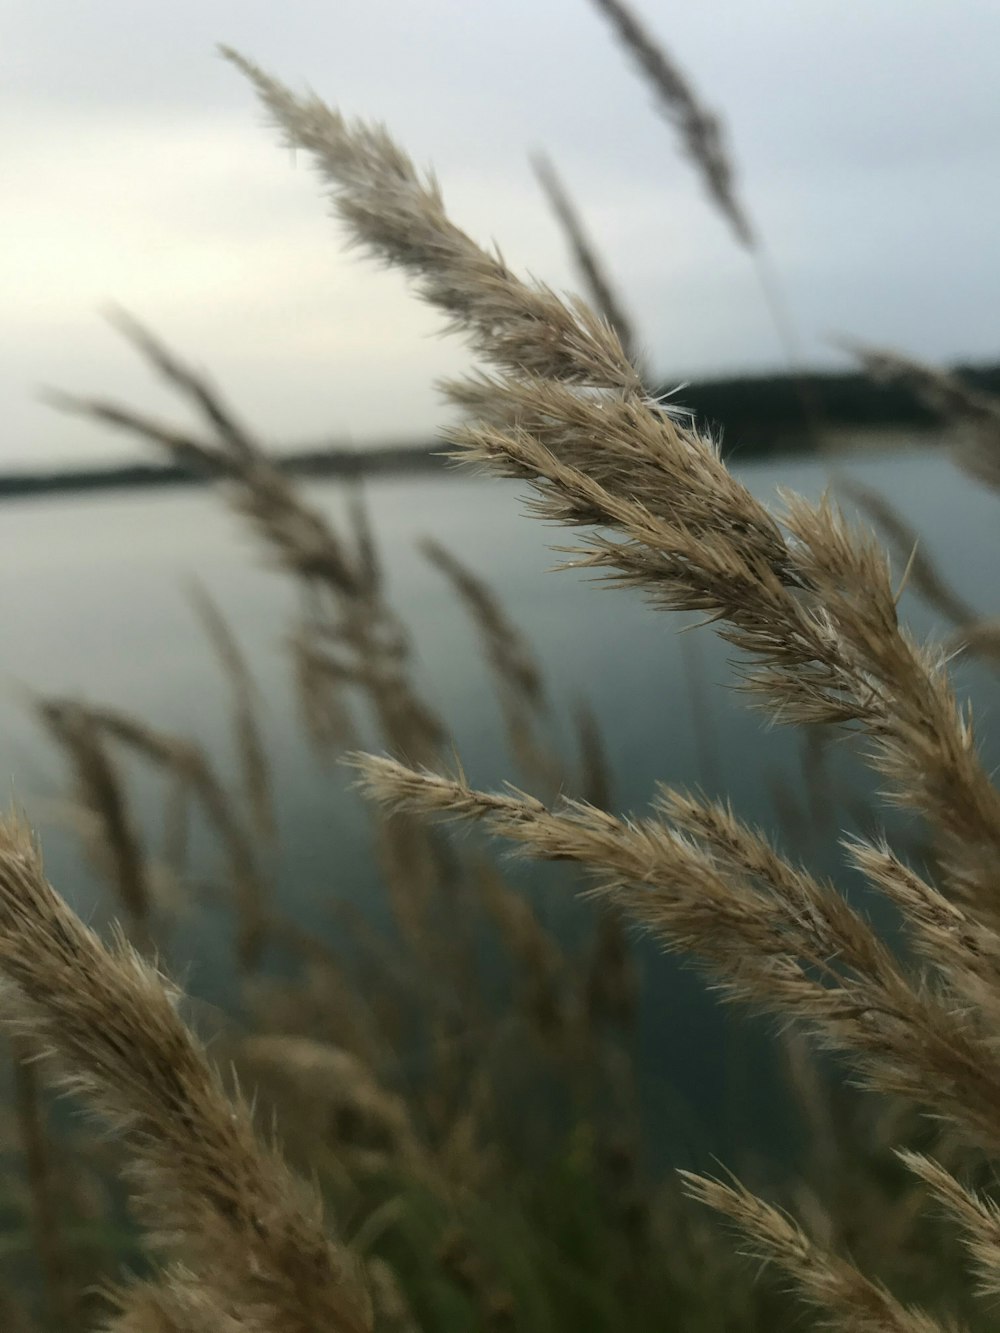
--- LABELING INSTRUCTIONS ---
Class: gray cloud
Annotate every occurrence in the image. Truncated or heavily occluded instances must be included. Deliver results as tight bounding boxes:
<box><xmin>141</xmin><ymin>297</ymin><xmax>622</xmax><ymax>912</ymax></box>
<box><xmin>4</xmin><ymin>0</ymin><xmax>999</xmax><ymax>466</ymax></box>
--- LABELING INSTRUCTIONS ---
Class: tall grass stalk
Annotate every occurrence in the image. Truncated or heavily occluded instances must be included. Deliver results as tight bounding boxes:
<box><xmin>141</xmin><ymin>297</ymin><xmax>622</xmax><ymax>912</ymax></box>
<box><xmin>0</xmin><ymin>25</ymin><xmax>994</xmax><ymax>1333</ymax></box>
<box><xmin>216</xmin><ymin>47</ymin><xmax>1000</xmax><ymax>1330</ymax></box>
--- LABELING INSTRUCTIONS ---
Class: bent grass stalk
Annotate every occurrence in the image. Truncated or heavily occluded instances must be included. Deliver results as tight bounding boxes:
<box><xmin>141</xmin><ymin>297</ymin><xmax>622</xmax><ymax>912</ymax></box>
<box><xmin>0</xmin><ymin>816</ymin><xmax>373</xmax><ymax>1332</ymax></box>
<box><xmin>221</xmin><ymin>50</ymin><xmax>1000</xmax><ymax>1327</ymax></box>
<box><xmin>5</xmin><ymin>31</ymin><xmax>996</xmax><ymax>1333</ymax></box>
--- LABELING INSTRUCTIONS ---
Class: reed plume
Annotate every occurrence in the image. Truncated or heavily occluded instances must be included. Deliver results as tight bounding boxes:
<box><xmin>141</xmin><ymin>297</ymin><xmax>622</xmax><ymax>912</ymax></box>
<box><xmin>585</xmin><ymin>0</ymin><xmax>826</xmax><ymax>443</ymax></box>
<box><xmin>225</xmin><ymin>52</ymin><xmax>1000</xmax><ymax>1324</ymax></box>
<box><xmin>530</xmin><ymin>151</ymin><xmax>642</xmax><ymax>369</ymax></box>
<box><xmin>10</xmin><ymin>30</ymin><xmax>995</xmax><ymax>1332</ymax></box>
<box><xmin>352</xmin><ymin>755</ymin><xmax>1000</xmax><ymax>1162</ymax></box>
<box><xmin>835</xmin><ymin>477</ymin><xmax>989</xmax><ymax>647</ymax></box>
<box><xmin>586</xmin><ymin>0</ymin><xmax>753</xmax><ymax>247</ymax></box>
<box><xmin>42</xmin><ymin>699</ymin><xmax>267</xmax><ymax>970</ymax></box>
<box><xmin>679</xmin><ymin>1172</ymin><xmax>957</xmax><ymax>1333</ymax></box>
<box><xmin>0</xmin><ymin>814</ymin><xmax>373</xmax><ymax>1333</ymax></box>
<box><xmin>899</xmin><ymin>1153</ymin><xmax>1000</xmax><ymax>1300</ymax></box>
<box><xmin>226</xmin><ymin>51</ymin><xmax>1000</xmax><ymax>926</ymax></box>
<box><xmin>222</xmin><ymin>50</ymin><xmax>641</xmax><ymax>395</ymax></box>
<box><xmin>36</xmin><ymin>699</ymin><xmax>153</xmax><ymax>953</ymax></box>
<box><xmin>847</xmin><ymin>341</ymin><xmax>1000</xmax><ymax>491</ymax></box>
<box><xmin>421</xmin><ymin>539</ymin><xmax>561</xmax><ymax>790</ymax></box>
<box><xmin>188</xmin><ymin>581</ymin><xmax>274</xmax><ymax>839</ymax></box>
<box><xmin>51</xmin><ymin>316</ymin><xmax>447</xmax><ymax>770</ymax></box>
<box><xmin>104</xmin><ymin>1275</ymin><xmax>249</xmax><ymax>1333</ymax></box>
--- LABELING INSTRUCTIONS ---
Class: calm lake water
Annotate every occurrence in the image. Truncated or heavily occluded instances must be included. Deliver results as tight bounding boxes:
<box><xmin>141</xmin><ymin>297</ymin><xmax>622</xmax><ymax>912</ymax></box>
<box><xmin>0</xmin><ymin>440</ymin><xmax>996</xmax><ymax>1165</ymax></box>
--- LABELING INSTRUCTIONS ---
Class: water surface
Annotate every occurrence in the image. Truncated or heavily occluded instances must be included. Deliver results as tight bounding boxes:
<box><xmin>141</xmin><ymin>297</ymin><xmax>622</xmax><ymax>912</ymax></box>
<box><xmin>0</xmin><ymin>441</ymin><xmax>995</xmax><ymax>1163</ymax></box>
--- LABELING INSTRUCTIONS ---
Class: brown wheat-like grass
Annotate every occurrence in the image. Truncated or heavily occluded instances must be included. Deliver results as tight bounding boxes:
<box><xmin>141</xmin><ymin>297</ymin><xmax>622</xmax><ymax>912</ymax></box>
<box><xmin>0</xmin><ymin>816</ymin><xmax>374</xmax><ymax>1333</ymax></box>
<box><xmin>587</xmin><ymin>0</ymin><xmax>753</xmax><ymax>247</ymax></box>
<box><xmin>530</xmin><ymin>150</ymin><xmax>643</xmax><ymax>371</ymax></box>
<box><xmin>846</xmin><ymin>341</ymin><xmax>1000</xmax><ymax>492</ymax></box>
<box><xmin>219</xmin><ymin>49</ymin><xmax>1000</xmax><ymax>1329</ymax></box>
<box><xmin>4</xmin><ymin>23</ymin><xmax>995</xmax><ymax>1331</ymax></box>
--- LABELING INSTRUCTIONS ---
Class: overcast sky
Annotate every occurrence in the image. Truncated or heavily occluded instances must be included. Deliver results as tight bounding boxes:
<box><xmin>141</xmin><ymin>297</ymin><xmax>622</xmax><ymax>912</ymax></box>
<box><xmin>5</xmin><ymin>0</ymin><xmax>1000</xmax><ymax>468</ymax></box>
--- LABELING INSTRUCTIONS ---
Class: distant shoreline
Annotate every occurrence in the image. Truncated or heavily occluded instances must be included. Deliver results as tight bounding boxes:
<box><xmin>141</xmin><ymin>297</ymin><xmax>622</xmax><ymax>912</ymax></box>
<box><xmin>0</xmin><ymin>443</ymin><xmax>448</xmax><ymax>501</ymax></box>
<box><xmin>5</xmin><ymin>363</ymin><xmax>996</xmax><ymax>500</ymax></box>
